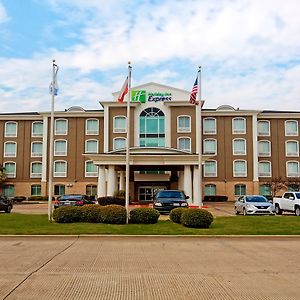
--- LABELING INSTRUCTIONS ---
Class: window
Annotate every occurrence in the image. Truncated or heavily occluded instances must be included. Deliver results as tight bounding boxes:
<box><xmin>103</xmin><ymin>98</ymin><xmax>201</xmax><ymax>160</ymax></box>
<box><xmin>177</xmin><ymin>137</ymin><xmax>191</xmax><ymax>152</ymax></box>
<box><xmin>285</xmin><ymin>120</ymin><xmax>298</xmax><ymax>136</ymax></box>
<box><xmin>286</xmin><ymin>141</ymin><xmax>299</xmax><ymax>157</ymax></box>
<box><xmin>4</xmin><ymin>162</ymin><xmax>16</xmax><ymax>178</ymax></box>
<box><xmin>86</xmin><ymin>119</ymin><xmax>99</xmax><ymax>135</ymax></box>
<box><xmin>232</xmin><ymin>118</ymin><xmax>246</xmax><ymax>134</ymax></box>
<box><xmin>113</xmin><ymin>138</ymin><xmax>126</xmax><ymax>150</ymax></box>
<box><xmin>32</xmin><ymin>121</ymin><xmax>43</xmax><ymax>137</ymax></box>
<box><xmin>86</xmin><ymin>184</ymin><xmax>97</xmax><ymax>196</ymax></box>
<box><xmin>54</xmin><ymin>140</ymin><xmax>67</xmax><ymax>156</ymax></box>
<box><xmin>203</xmin><ymin>139</ymin><xmax>217</xmax><ymax>155</ymax></box>
<box><xmin>4</xmin><ymin>142</ymin><xmax>17</xmax><ymax>157</ymax></box>
<box><xmin>203</xmin><ymin>118</ymin><xmax>216</xmax><ymax>134</ymax></box>
<box><xmin>31</xmin><ymin>142</ymin><xmax>43</xmax><ymax>157</ymax></box>
<box><xmin>55</xmin><ymin>119</ymin><xmax>68</xmax><ymax>135</ymax></box>
<box><xmin>54</xmin><ymin>184</ymin><xmax>65</xmax><ymax>196</ymax></box>
<box><xmin>54</xmin><ymin>161</ymin><xmax>67</xmax><ymax>177</ymax></box>
<box><xmin>31</xmin><ymin>185</ymin><xmax>41</xmax><ymax>196</ymax></box>
<box><xmin>85</xmin><ymin>140</ymin><xmax>98</xmax><ymax>153</ymax></box>
<box><xmin>258</xmin><ymin>140</ymin><xmax>271</xmax><ymax>156</ymax></box>
<box><xmin>260</xmin><ymin>184</ymin><xmax>271</xmax><ymax>196</ymax></box>
<box><xmin>113</xmin><ymin>116</ymin><xmax>126</xmax><ymax>133</ymax></box>
<box><xmin>235</xmin><ymin>184</ymin><xmax>246</xmax><ymax>196</ymax></box>
<box><xmin>177</xmin><ymin>115</ymin><xmax>191</xmax><ymax>132</ymax></box>
<box><xmin>233</xmin><ymin>160</ymin><xmax>247</xmax><ymax>177</ymax></box>
<box><xmin>286</xmin><ymin>161</ymin><xmax>299</xmax><ymax>177</ymax></box>
<box><xmin>233</xmin><ymin>139</ymin><xmax>246</xmax><ymax>155</ymax></box>
<box><xmin>85</xmin><ymin>161</ymin><xmax>98</xmax><ymax>177</ymax></box>
<box><xmin>205</xmin><ymin>184</ymin><xmax>216</xmax><ymax>196</ymax></box>
<box><xmin>3</xmin><ymin>184</ymin><xmax>14</xmax><ymax>197</ymax></box>
<box><xmin>5</xmin><ymin>122</ymin><xmax>17</xmax><ymax>137</ymax></box>
<box><xmin>204</xmin><ymin>160</ymin><xmax>217</xmax><ymax>177</ymax></box>
<box><xmin>257</xmin><ymin>120</ymin><xmax>270</xmax><ymax>136</ymax></box>
<box><xmin>30</xmin><ymin>162</ymin><xmax>42</xmax><ymax>178</ymax></box>
<box><xmin>258</xmin><ymin>161</ymin><xmax>271</xmax><ymax>177</ymax></box>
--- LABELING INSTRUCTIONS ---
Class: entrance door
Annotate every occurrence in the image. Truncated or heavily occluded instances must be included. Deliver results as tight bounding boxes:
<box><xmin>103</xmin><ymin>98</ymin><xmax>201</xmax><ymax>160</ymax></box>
<box><xmin>138</xmin><ymin>186</ymin><xmax>166</xmax><ymax>202</ymax></box>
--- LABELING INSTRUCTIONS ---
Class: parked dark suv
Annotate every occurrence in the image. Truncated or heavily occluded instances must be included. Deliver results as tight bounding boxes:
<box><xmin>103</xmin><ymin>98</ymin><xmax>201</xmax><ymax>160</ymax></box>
<box><xmin>54</xmin><ymin>194</ymin><xmax>95</xmax><ymax>209</ymax></box>
<box><xmin>0</xmin><ymin>195</ymin><xmax>13</xmax><ymax>213</ymax></box>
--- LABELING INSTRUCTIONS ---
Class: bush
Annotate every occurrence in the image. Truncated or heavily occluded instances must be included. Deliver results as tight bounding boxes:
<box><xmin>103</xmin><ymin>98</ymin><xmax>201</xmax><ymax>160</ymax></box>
<box><xmin>80</xmin><ymin>204</ymin><xmax>104</xmax><ymax>223</ymax></box>
<box><xmin>98</xmin><ymin>196</ymin><xmax>125</xmax><ymax>206</ymax></box>
<box><xmin>181</xmin><ymin>209</ymin><xmax>214</xmax><ymax>228</ymax></box>
<box><xmin>129</xmin><ymin>208</ymin><xmax>160</xmax><ymax>224</ymax></box>
<box><xmin>169</xmin><ymin>208</ymin><xmax>188</xmax><ymax>224</ymax></box>
<box><xmin>101</xmin><ymin>205</ymin><xmax>126</xmax><ymax>224</ymax></box>
<box><xmin>12</xmin><ymin>196</ymin><xmax>26</xmax><ymax>202</ymax></box>
<box><xmin>53</xmin><ymin>206</ymin><xmax>82</xmax><ymax>223</ymax></box>
<box><xmin>27</xmin><ymin>196</ymin><xmax>55</xmax><ymax>201</ymax></box>
<box><xmin>203</xmin><ymin>195</ymin><xmax>228</xmax><ymax>202</ymax></box>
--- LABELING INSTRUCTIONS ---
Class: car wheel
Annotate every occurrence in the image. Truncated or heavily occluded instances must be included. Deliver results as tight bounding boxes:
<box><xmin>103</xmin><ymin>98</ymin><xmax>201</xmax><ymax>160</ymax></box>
<box><xmin>243</xmin><ymin>208</ymin><xmax>247</xmax><ymax>216</ymax></box>
<box><xmin>5</xmin><ymin>206</ymin><xmax>12</xmax><ymax>213</ymax></box>
<box><xmin>295</xmin><ymin>206</ymin><xmax>300</xmax><ymax>216</ymax></box>
<box><xmin>235</xmin><ymin>207</ymin><xmax>240</xmax><ymax>215</ymax></box>
<box><xmin>275</xmin><ymin>204</ymin><xmax>282</xmax><ymax>215</ymax></box>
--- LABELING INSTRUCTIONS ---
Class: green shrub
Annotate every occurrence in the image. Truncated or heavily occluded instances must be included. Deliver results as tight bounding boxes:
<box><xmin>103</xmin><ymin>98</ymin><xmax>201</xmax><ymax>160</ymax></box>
<box><xmin>12</xmin><ymin>196</ymin><xmax>26</xmax><ymax>202</ymax></box>
<box><xmin>101</xmin><ymin>205</ymin><xmax>126</xmax><ymax>224</ymax></box>
<box><xmin>80</xmin><ymin>204</ymin><xmax>104</xmax><ymax>223</ymax></box>
<box><xmin>169</xmin><ymin>208</ymin><xmax>188</xmax><ymax>224</ymax></box>
<box><xmin>98</xmin><ymin>196</ymin><xmax>125</xmax><ymax>206</ymax></box>
<box><xmin>53</xmin><ymin>206</ymin><xmax>82</xmax><ymax>223</ymax></box>
<box><xmin>27</xmin><ymin>196</ymin><xmax>54</xmax><ymax>201</ymax></box>
<box><xmin>181</xmin><ymin>209</ymin><xmax>214</xmax><ymax>228</ymax></box>
<box><xmin>129</xmin><ymin>208</ymin><xmax>160</xmax><ymax>224</ymax></box>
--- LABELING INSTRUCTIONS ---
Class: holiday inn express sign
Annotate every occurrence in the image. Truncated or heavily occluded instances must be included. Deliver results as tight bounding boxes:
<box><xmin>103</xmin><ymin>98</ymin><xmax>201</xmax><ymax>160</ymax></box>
<box><xmin>131</xmin><ymin>90</ymin><xmax>172</xmax><ymax>103</ymax></box>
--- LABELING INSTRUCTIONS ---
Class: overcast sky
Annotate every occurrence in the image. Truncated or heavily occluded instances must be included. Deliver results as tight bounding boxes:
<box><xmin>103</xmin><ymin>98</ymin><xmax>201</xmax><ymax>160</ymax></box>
<box><xmin>0</xmin><ymin>0</ymin><xmax>299</xmax><ymax>113</ymax></box>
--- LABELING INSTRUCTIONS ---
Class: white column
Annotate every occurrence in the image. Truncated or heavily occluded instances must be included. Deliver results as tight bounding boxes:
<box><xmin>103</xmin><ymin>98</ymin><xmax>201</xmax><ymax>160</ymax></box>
<box><xmin>119</xmin><ymin>171</ymin><xmax>125</xmax><ymax>191</ymax></box>
<box><xmin>97</xmin><ymin>166</ymin><xmax>106</xmax><ymax>198</ymax></box>
<box><xmin>178</xmin><ymin>171</ymin><xmax>184</xmax><ymax>190</ymax></box>
<box><xmin>183</xmin><ymin>165</ymin><xmax>193</xmax><ymax>204</ymax></box>
<box><xmin>107</xmin><ymin>165</ymin><xmax>117</xmax><ymax>196</ymax></box>
<box><xmin>193</xmin><ymin>166</ymin><xmax>200</xmax><ymax>207</ymax></box>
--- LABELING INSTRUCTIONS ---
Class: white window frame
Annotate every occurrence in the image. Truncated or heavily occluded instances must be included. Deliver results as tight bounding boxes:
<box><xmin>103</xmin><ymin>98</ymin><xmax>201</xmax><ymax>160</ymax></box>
<box><xmin>113</xmin><ymin>137</ymin><xmax>126</xmax><ymax>151</ymax></box>
<box><xmin>286</xmin><ymin>140</ymin><xmax>299</xmax><ymax>157</ymax></box>
<box><xmin>113</xmin><ymin>116</ymin><xmax>127</xmax><ymax>133</ymax></box>
<box><xmin>4</xmin><ymin>141</ymin><xmax>17</xmax><ymax>157</ymax></box>
<box><xmin>55</xmin><ymin>118</ymin><xmax>68</xmax><ymax>135</ymax></box>
<box><xmin>85</xmin><ymin>118</ymin><xmax>99</xmax><ymax>135</ymax></box>
<box><xmin>54</xmin><ymin>160</ymin><xmax>67</xmax><ymax>177</ymax></box>
<box><xmin>85</xmin><ymin>139</ymin><xmax>99</xmax><ymax>153</ymax></box>
<box><xmin>204</xmin><ymin>160</ymin><xmax>217</xmax><ymax>177</ymax></box>
<box><xmin>4</xmin><ymin>161</ymin><xmax>16</xmax><ymax>178</ymax></box>
<box><xmin>54</xmin><ymin>139</ymin><xmax>67</xmax><ymax>156</ymax></box>
<box><xmin>233</xmin><ymin>160</ymin><xmax>247</xmax><ymax>177</ymax></box>
<box><xmin>258</xmin><ymin>140</ymin><xmax>271</xmax><ymax>157</ymax></box>
<box><xmin>31</xmin><ymin>121</ymin><xmax>43</xmax><ymax>137</ymax></box>
<box><xmin>30</xmin><ymin>161</ymin><xmax>42</xmax><ymax>178</ymax></box>
<box><xmin>203</xmin><ymin>118</ymin><xmax>217</xmax><ymax>134</ymax></box>
<box><xmin>177</xmin><ymin>115</ymin><xmax>191</xmax><ymax>133</ymax></box>
<box><xmin>286</xmin><ymin>161</ymin><xmax>300</xmax><ymax>177</ymax></box>
<box><xmin>177</xmin><ymin>137</ymin><xmax>191</xmax><ymax>152</ymax></box>
<box><xmin>232</xmin><ymin>117</ymin><xmax>246</xmax><ymax>134</ymax></box>
<box><xmin>232</xmin><ymin>138</ymin><xmax>246</xmax><ymax>155</ymax></box>
<box><xmin>257</xmin><ymin>120</ymin><xmax>270</xmax><ymax>136</ymax></box>
<box><xmin>203</xmin><ymin>138</ymin><xmax>217</xmax><ymax>155</ymax></box>
<box><xmin>285</xmin><ymin>120</ymin><xmax>298</xmax><ymax>136</ymax></box>
<box><xmin>31</xmin><ymin>141</ymin><xmax>43</xmax><ymax>157</ymax></box>
<box><xmin>4</xmin><ymin>121</ymin><xmax>17</xmax><ymax>137</ymax></box>
<box><xmin>85</xmin><ymin>160</ymin><xmax>98</xmax><ymax>177</ymax></box>
<box><xmin>258</xmin><ymin>161</ymin><xmax>272</xmax><ymax>177</ymax></box>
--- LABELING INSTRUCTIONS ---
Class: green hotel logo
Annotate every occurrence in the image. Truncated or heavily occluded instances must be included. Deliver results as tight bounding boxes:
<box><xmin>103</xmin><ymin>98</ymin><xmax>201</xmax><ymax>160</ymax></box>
<box><xmin>131</xmin><ymin>90</ymin><xmax>146</xmax><ymax>103</ymax></box>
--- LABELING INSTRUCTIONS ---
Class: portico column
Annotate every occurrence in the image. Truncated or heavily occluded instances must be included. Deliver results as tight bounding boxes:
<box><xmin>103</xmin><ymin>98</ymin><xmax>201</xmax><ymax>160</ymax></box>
<box><xmin>107</xmin><ymin>165</ymin><xmax>117</xmax><ymax>196</ymax></box>
<box><xmin>183</xmin><ymin>165</ymin><xmax>193</xmax><ymax>203</ymax></box>
<box><xmin>119</xmin><ymin>171</ymin><xmax>125</xmax><ymax>191</ymax></box>
<box><xmin>178</xmin><ymin>171</ymin><xmax>184</xmax><ymax>190</ymax></box>
<box><xmin>193</xmin><ymin>166</ymin><xmax>200</xmax><ymax>207</ymax></box>
<box><xmin>97</xmin><ymin>166</ymin><xmax>106</xmax><ymax>198</ymax></box>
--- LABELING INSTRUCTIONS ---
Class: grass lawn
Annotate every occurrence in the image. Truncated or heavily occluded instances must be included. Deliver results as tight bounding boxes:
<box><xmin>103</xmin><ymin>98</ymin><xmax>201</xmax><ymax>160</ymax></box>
<box><xmin>1</xmin><ymin>213</ymin><xmax>300</xmax><ymax>235</ymax></box>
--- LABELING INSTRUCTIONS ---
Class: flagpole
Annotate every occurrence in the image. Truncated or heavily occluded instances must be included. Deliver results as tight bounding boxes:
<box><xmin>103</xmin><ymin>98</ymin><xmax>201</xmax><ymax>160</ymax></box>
<box><xmin>125</xmin><ymin>62</ymin><xmax>132</xmax><ymax>224</ymax></box>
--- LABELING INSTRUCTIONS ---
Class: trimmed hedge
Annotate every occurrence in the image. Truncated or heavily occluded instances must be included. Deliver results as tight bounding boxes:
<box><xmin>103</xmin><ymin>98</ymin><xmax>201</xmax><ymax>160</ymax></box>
<box><xmin>181</xmin><ymin>209</ymin><xmax>214</xmax><ymax>228</ymax></box>
<box><xmin>80</xmin><ymin>204</ymin><xmax>104</xmax><ymax>223</ymax></box>
<box><xmin>53</xmin><ymin>206</ymin><xmax>82</xmax><ymax>223</ymax></box>
<box><xmin>129</xmin><ymin>208</ymin><xmax>160</xmax><ymax>224</ymax></box>
<box><xmin>27</xmin><ymin>196</ymin><xmax>55</xmax><ymax>201</ymax></box>
<box><xmin>12</xmin><ymin>196</ymin><xmax>26</xmax><ymax>202</ymax></box>
<box><xmin>203</xmin><ymin>195</ymin><xmax>228</xmax><ymax>202</ymax></box>
<box><xmin>169</xmin><ymin>208</ymin><xmax>188</xmax><ymax>224</ymax></box>
<box><xmin>101</xmin><ymin>205</ymin><xmax>127</xmax><ymax>224</ymax></box>
<box><xmin>98</xmin><ymin>196</ymin><xmax>125</xmax><ymax>206</ymax></box>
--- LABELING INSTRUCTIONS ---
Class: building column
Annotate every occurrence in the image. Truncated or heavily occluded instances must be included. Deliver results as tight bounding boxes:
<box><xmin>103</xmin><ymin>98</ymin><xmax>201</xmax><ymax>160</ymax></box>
<box><xmin>97</xmin><ymin>166</ymin><xmax>106</xmax><ymax>198</ymax></box>
<box><xmin>119</xmin><ymin>171</ymin><xmax>125</xmax><ymax>191</ymax></box>
<box><xmin>107</xmin><ymin>165</ymin><xmax>117</xmax><ymax>196</ymax></box>
<box><xmin>178</xmin><ymin>171</ymin><xmax>184</xmax><ymax>190</ymax></box>
<box><xmin>193</xmin><ymin>166</ymin><xmax>200</xmax><ymax>207</ymax></box>
<box><xmin>183</xmin><ymin>165</ymin><xmax>193</xmax><ymax>204</ymax></box>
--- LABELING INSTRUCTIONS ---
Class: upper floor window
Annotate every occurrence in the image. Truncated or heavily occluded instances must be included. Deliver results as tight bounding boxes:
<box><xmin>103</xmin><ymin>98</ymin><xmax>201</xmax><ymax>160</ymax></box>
<box><xmin>258</xmin><ymin>140</ymin><xmax>271</xmax><ymax>156</ymax></box>
<box><xmin>233</xmin><ymin>160</ymin><xmax>247</xmax><ymax>177</ymax></box>
<box><xmin>204</xmin><ymin>160</ymin><xmax>217</xmax><ymax>177</ymax></box>
<box><xmin>85</xmin><ymin>161</ymin><xmax>98</xmax><ymax>177</ymax></box>
<box><xmin>5</xmin><ymin>122</ymin><xmax>17</xmax><ymax>137</ymax></box>
<box><xmin>257</xmin><ymin>120</ymin><xmax>270</xmax><ymax>136</ymax></box>
<box><xmin>235</xmin><ymin>184</ymin><xmax>246</xmax><ymax>196</ymax></box>
<box><xmin>30</xmin><ymin>162</ymin><xmax>42</xmax><ymax>178</ymax></box>
<box><xmin>285</xmin><ymin>120</ymin><xmax>298</xmax><ymax>136</ymax></box>
<box><xmin>203</xmin><ymin>139</ymin><xmax>217</xmax><ymax>155</ymax></box>
<box><xmin>286</xmin><ymin>161</ymin><xmax>299</xmax><ymax>177</ymax></box>
<box><xmin>177</xmin><ymin>115</ymin><xmax>191</xmax><ymax>132</ymax></box>
<box><xmin>203</xmin><ymin>118</ymin><xmax>216</xmax><ymax>134</ymax></box>
<box><xmin>286</xmin><ymin>141</ymin><xmax>299</xmax><ymax>157</ymax></box>
<box><xmin>32</xmin><ymin>121</ymin><xmax>43</xmax><ymax>137</ymax></box>
<box><xmin>86</xmin><ymin>119</ymin><xmax>99</xmax><ymax>135</ymax></box>
<box><xmin>233</xmin><ymin>139</ymin><xmax>246</xmax><ymax>155</ymax></box>
<box><xmin>113</xmin><ymin>116</ymin><xmax>126</xmax><ymax>133</ymax></box>
<box><xmin>55</xmin><ymin>119</ymin><xmax>68</xmax><ymax>135</ymax></box>
<box><xmin>258</xmin><ymin>161</ymin><xmax>271</xmax><ymax>177</ymax></box>
<box><xmin>205</xmin><ymin>184</ymin><xmax>216</xmax><ymax>196</ymax></box>
<box><xmin>4</xmin><ymin>142</ymin><xmax>17</xmax><ymax>157</ymax></box>
<box><xmin>85</xmin><ymin>139</ymin><xmax>98</xmax><ymax>153</ymax></box>
<box><xmin>31</xmin><ymin>142</ymin><xmax>43</xmax><ymax>157</ymax></box>
<box><xmin>54</xmin><ymin>140</ymin><xmax>67</xmax><ymax>156</ymax></box>
<box><xmin>177</xmin><ymin>137</ymin><xmax>191</xmax><ymax>152</ymax></box>
<box><xmin>113</xmin><ymin>137</ymin><xmax>126</xmax><ymax>151</ymax></box>
<box><xmin>4</xmin><ymin>162</ymin><xmax>16</xmax><ymax>178</ymax></box>
<box><xmin>54</xmin><ymin>160</ymin><xmax>67</xmax><ymax>177</ymax></box>
<box><xmin>232</xmin><ymin>118</ymin><xmax>246</xmax><ymax>134</ymax></box>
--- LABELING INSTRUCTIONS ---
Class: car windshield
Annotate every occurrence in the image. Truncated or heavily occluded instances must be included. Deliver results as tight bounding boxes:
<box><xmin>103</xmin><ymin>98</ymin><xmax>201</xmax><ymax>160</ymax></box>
<box><xmin>60</xmin><ymin>195</ymin><xmax>83</xmax><ymax>200</ymax></box>
<box><xmin>245</xmin><ymin>196</ymin><xmax>268</xmax><ymax>203</ymax></box>
<box><xmin>156</xmin><ymin>191</ymin><xmax>185</xmax><ymax>199</ymax></box>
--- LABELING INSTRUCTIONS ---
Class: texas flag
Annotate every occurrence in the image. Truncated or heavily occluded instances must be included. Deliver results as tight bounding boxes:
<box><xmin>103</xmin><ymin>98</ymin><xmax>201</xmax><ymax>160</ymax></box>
<box><xmin>118</xmin><ymin>76</ymin><xmax>129</xmax><ymax>102</ymax></box>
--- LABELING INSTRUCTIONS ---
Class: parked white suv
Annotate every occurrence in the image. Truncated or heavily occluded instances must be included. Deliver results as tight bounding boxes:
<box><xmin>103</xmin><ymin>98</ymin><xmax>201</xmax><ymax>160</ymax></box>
<box><xmin>273</xmin><ymin>192</ymin><xmax>300</xmax><ymax>216</ymax></box>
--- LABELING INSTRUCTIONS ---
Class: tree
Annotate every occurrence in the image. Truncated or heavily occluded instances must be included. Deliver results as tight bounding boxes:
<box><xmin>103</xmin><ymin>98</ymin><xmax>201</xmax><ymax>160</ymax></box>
<box><xmin>0</xmin><ymin>164</ymin><xmax>6</xmax><ymax>186</ymax></box>
<box><xmin>264</xmin><ymin>177</ymin><xmax>288</xmax><ymax>198</ymax></box>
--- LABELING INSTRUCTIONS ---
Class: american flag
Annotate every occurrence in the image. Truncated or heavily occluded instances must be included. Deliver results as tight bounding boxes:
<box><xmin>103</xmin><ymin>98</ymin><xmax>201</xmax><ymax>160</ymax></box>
<box><xmin>189</xmin><ymin>76</ymin><xmax>198</xmax><ymax>105</ymax></box>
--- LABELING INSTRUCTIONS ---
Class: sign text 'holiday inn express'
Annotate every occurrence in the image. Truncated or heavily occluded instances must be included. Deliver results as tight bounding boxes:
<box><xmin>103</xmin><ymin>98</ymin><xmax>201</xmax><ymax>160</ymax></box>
<box><xmin>131</xmin><ymin>90</ymin><xmax>172</xmax><ymax>103</ymax></box>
